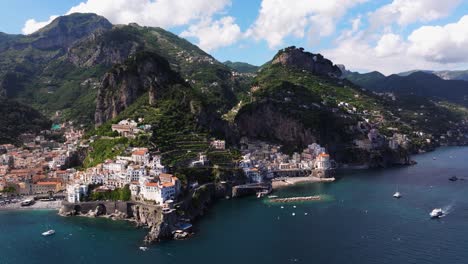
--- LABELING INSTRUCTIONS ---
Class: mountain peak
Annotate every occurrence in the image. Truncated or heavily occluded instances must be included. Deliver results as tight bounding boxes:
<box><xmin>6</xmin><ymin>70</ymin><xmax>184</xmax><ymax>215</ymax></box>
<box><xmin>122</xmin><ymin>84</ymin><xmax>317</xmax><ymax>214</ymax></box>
<box><xmin>29</xmin><ymin>13</ymin><xmax>112</xmax><ymax>50</ymax></box>
<box><xmin>271</xmin><ymin>46</ymin><xmax>341</xmax><ymax>77</ymax></box>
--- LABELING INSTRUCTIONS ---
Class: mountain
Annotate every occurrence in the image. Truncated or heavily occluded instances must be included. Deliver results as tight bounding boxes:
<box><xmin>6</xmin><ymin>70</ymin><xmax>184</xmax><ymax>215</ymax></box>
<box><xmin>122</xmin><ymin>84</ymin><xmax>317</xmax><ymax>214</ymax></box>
<box><xmin>346</xmin><ymin>70</ymin><xmax>468</xmax><ymax>106</ymax></box>
<box><xmin>1</xmin><ymin>14</ymin><xmax>467</xmax><ymax>168</ymax></box>
<box><xmin>0</xmin><ymin>13</ymin><xmax>250</xmax><ymax>127</ymax></box>
<box><xmin>234</xmin><ymin>47</ymin><xmax>468</xmax><ymax>166</ymax></box>
<box><xmin>398</xmin><ymin>70</ymin><xmax>468</xmax><ymax>81</ymax></box>
<box><xmin>223</xmin><ymin>61</ymin><xmax>259</xmax><ymax>73</ymax></box>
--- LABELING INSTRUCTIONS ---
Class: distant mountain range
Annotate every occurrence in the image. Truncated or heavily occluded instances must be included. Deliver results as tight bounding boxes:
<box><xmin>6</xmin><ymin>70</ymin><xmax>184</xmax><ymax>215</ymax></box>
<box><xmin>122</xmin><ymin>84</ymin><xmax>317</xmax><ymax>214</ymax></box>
<box><xmin>342</xmin><ymin>66</ymin><xmax>468</xmax><ymax>107</ymax></box>
<box><xmin>398</xmin><ymin>70</ymin><xmax>468</xmax><ymax>81</ymax></box>
<box><xmin>223</xmin><ymin>61</ymin><xmax>259</xmax><ymax>73</ymax></box>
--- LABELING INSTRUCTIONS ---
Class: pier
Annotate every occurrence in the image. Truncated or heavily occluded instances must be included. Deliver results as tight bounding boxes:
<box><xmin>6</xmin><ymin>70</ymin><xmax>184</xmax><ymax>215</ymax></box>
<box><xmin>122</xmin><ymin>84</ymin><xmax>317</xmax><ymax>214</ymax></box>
<box><xmin>269</xmin><ymin>196</ymin><xmax>321</xmax><ymax>203</ymax></box>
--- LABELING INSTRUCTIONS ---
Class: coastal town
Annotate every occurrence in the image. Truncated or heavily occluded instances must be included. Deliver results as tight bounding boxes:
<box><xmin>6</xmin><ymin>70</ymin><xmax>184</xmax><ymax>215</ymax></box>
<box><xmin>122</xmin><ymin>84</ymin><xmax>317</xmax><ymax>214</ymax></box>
<box><xmin>0</xmin><ymin>116</ymin><xmax>338</xmax><ymax>210</ymax></box>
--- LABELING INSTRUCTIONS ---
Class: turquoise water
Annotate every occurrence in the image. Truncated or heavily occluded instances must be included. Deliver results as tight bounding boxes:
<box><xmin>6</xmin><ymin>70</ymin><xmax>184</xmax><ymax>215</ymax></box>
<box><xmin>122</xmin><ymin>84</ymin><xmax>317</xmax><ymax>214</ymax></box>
<box><xmin>1</xmin><ymin>147</ymin><xmax>468</xmax><ymax>264</ymax></box>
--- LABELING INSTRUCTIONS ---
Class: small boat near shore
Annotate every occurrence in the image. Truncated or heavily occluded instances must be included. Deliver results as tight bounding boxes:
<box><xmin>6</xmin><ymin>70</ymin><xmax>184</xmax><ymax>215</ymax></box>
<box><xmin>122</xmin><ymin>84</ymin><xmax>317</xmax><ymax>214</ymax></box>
<box><xmin>42</xmin><ymin>230</ymin><xmax>55</xmax><ymax>236</ymax></box>
<box><xmin>139</xmin><ymin>246</ymin><xmax>148</xmax><ymax>251</ymax></box>
<box><xmin>393</xmin><ymin>192</ymin><xmax>402</xmax><ymax>199</ymax></box>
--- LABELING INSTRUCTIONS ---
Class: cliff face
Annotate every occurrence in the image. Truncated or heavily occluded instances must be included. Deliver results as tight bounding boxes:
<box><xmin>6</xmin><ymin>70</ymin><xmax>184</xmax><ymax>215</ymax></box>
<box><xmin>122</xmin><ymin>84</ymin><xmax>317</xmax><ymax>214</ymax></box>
<box><xmin>95</xmin><ymin>52</ymin><xmax>182</xmax><ymax>126</ymax></box>
<box><xmin>59</xmin><ymin>201</ymin><xmax>180</xmax><ymax>244</ymax></box>
<box><xmin>272</xmin><ymin>47</ymin><xmax>342</xmax><ymax>77</ymax></box>
<box><xmin>235</xmin><ymin>102</ymin><xmax>316</xmax><ymax>148</ymax></box>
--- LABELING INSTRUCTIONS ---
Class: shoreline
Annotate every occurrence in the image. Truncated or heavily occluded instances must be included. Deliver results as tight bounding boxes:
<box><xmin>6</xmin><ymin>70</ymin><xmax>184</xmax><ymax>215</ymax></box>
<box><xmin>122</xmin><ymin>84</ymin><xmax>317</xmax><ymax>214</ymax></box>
<box><xmin>271</xmin><ymin>176</ymin><xmax>335</xmax><ymax>189</ymax></box>
<box><xmin>0</xmin><ymin>200</ymin><xmax>62</xmax><ymax>211</ymax></box>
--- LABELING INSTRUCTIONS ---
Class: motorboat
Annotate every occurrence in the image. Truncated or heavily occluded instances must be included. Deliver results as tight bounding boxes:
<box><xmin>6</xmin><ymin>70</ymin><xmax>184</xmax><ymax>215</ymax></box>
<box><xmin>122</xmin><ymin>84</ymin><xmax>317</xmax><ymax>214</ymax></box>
<box><xmin>139</xmin><ymin>246</ymin><xmax>148</xmax><ymax>251</ymax></box>
<box><xmin>393</xmin><ymin>192</ymin><xmax>402</xmax><ymax>198</ymax></box>
<box><xmin>42</xmin><ymin>230</ymin><xmax>55</xmax><ymax>236</ymax></box>
<box><xmin>449</xmin><ymin>176</ymin><xmax>458</xmax><ymax>182</ymax></box>
<box><xmin>430</xmin><ymin>208</ymin><xmax>444</xmax><ymax>218</ymax></box>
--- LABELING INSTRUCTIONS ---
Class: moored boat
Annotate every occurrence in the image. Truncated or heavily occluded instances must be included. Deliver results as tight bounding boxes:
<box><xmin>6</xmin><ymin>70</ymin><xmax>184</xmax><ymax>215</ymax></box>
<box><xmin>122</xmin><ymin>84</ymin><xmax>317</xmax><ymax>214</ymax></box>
<box><xmin>42</xmin><ymin>230</ymin><xmax>55</xmax><ymax>236</ymax></box>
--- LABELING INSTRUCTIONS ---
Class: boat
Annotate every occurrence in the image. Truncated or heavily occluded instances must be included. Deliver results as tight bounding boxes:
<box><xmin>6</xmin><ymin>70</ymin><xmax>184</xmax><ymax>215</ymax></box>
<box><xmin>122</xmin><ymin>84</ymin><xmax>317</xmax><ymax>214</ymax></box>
<box><xmin>393</xmin><ymin>192</ymin><xmax>402</xmax><ymax>199</ymax></box>
<box><xmin>430</xmin><ymin>208</ymin><xmax>444</xmax><ymax>218</ymax></box>
<box><xmin>139</xmin><ymin>246</ymin><xmax>148</xmax><ymax>251</ymax></box>
<box><xmin>268</xmin><ymin>195</ymin><xmax>278</xmax><ymax>199</ymax></box>
<box><xmin>21</xmin><ymin>199</ymin><xmax>35</xmax><ymax>207</ymax></box>
<box><xmin>449</xmin><ymin>176</ymin><xmax>458</xmax><ymax>182</ymax></box>
<box><xmin>42</xmin><ymin>230</ymin><xmax>55</xmax><ymax>236</ymax></box>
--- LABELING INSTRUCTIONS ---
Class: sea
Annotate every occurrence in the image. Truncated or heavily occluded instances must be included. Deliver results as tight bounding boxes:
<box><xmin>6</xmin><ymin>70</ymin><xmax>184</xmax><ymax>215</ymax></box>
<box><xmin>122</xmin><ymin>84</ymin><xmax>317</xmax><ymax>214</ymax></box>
<box><xmin>1</xmin><ymin>146</ymin><xmax>467</xmax><ymax>264</ymax></box>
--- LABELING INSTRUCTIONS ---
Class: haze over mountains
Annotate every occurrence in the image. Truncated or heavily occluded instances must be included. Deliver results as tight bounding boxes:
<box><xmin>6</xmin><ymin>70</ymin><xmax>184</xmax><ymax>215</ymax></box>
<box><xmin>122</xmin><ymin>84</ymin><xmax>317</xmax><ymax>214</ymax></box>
<box><xmin>0</xmin><ymin>13</ymin><xmax>467</xmax><ymax>167</ymax></box>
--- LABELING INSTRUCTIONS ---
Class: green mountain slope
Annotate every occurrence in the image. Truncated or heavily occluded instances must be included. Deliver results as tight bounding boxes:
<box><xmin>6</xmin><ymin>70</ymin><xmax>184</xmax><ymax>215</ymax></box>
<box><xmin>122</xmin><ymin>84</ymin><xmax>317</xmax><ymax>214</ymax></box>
<box><xmin>0</xmin><ymin>13</ymin><xmax>251</xmax><ymax>127</ymax></box>
<box><xmin>0</xmin><ymin>99</ymin><xmax>51</xmax><ymax>144</ymax></box>
<box><xmin>234</xmin><ymin>47</ymin><xmax>468</xmax><ymax>165</ymax></box>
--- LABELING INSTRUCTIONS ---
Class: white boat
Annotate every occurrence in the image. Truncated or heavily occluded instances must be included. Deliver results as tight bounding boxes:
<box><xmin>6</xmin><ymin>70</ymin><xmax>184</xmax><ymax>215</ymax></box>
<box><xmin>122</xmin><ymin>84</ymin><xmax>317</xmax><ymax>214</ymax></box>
<box><xmin>393</xmin><ymin>192</ymin><xmax>402</xmax><ymax>199</ymax></box>
<box><xmin>42</xmin><ymin>230</ymin><xmax>55</xmax><ymax>236</ymax></box>
<box><xmin>139</xmin><ymin>246</ymin><xmax>148</xmax><ymax>251</ymax></box>
<box><xmin>430</xmin><ymin>208</ymin><xmax>444</xmax><ymax>218</ymax></box>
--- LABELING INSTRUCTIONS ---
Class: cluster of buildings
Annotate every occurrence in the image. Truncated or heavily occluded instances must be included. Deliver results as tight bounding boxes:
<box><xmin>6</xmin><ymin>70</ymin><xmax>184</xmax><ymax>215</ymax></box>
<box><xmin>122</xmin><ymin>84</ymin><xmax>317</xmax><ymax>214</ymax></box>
<box><xmin>239</xmin><ymin>140</ymin><xmax>334</xmax><ymax>183</ymax></box>
<box><xmin>111</xmin><ymin>119</ymin><xmax>152</xmax><ymax>138</ymax></box>
<box><xmin>69</xmin><ymin>147</ymin><xmax>180</xmax><ymax>205</ymax></box>
<box><xmin>0</xmin><ymin>126</ymin><xmax>84</xmax><ymax>196</ymax></box>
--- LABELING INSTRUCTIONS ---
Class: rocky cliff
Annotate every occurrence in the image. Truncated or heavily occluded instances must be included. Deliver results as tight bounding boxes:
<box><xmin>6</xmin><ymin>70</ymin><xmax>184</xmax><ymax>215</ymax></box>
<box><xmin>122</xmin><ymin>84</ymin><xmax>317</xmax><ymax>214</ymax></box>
<box><xmin>95</xmin><ymin>51</ymin><xmax>183</xmax><ymax>125</ymax></box>
<box><xmin>272</xmin><ymin>46</ymin><xmax>342</xmax><ymax>77</ymax></box>
<box><xmin>59</xmin><ymin>201</ymin><xmax>181</xmax><ymax>243</ymax></box>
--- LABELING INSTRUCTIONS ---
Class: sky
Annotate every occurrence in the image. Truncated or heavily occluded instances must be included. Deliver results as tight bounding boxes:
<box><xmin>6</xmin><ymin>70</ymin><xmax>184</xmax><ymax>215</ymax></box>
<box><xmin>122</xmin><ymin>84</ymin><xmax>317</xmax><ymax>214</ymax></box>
<box><xmin>1</xmin><ymin>0</ymin><xmax>468</xmax><ymax>75</ymax></box>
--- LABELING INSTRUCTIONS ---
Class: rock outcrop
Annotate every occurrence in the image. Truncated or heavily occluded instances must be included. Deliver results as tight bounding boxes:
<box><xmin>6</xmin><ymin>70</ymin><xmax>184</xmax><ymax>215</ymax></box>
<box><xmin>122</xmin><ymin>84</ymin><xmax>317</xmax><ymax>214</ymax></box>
<box><xmin>59</xmin><ymin>201</ymin><xmax>180</xmax><ymax>244</ymax></box>
<box><xmin>94</xmin><ymin>51</ymin><xmax>183</xmax><ymax>126</ymax></box>
<box><xmin>272</xmin><ymin>46</ymin><xmax>342</xmax><ymax>77</ymax></box>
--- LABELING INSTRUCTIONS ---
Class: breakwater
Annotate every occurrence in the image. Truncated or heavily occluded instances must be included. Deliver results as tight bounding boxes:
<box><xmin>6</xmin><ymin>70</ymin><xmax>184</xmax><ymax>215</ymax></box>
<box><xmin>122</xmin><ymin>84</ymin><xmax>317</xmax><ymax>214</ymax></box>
<box><xmin>269</xmin><ymin>195</ymin><xmax>321</xmax><ymax>203</ymax></box>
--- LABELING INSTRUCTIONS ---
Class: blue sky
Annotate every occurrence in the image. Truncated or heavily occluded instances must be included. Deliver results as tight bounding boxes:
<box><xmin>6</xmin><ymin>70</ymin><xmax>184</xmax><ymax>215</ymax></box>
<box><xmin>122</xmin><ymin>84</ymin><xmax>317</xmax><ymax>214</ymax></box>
<box><xmin>1</xmin><ymin>0</ymin><xmax>468</xmax><ymax>74</ymax></box>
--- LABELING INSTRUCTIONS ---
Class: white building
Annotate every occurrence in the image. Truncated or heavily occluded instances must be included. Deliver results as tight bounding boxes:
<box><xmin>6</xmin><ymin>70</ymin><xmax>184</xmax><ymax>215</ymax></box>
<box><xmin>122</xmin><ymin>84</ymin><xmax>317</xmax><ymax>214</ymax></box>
<box><xmin>138</xmin><ymin>174</ymin><xmax>180</xmax><ymax>204</ymax></box>
<box><xmin>210</xmin><ymin>140</ymin><xmax>226</xmax><ymax>150</ymax></box>
<box><xmin>67</xmin><ymin>184</ymin><xmax>88</xmax><ymax>203</ymax></box>
<box><xmin>132</xmin><ymin>148</ymin><xmax>150</xmax><ymax>165</ymax></box>
<box><xmin>315</xmin><ymin>153</ymin><xmax>331</xmax><ymax>170</ymax></box>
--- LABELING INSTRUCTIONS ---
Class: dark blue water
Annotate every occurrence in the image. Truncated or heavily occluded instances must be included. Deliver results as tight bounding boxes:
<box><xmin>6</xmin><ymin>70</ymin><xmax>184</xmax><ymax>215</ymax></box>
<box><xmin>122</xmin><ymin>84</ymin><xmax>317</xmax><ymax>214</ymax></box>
<box><xmin>1</xmin><ymin>147</ymin><xmax>467</xmax><ymax>264</ymax></box>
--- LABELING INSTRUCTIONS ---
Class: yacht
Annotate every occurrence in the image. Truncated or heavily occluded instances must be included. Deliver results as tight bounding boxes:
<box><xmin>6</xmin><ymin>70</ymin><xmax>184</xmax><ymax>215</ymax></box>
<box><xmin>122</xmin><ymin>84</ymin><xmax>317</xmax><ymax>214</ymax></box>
<box><xmin>42</xmin><ymin>230</ymin><xmax>55</xmax><ymax>236</ymax></box>
<box><xmin>430</xmin><ymin>208</ymin><xmax>444</xmax><ymax>218</ymax></box>
<box><xmin>393</xmin><ymin>192</ymin><xmax>402</xmax><ymax>199</ymax></box>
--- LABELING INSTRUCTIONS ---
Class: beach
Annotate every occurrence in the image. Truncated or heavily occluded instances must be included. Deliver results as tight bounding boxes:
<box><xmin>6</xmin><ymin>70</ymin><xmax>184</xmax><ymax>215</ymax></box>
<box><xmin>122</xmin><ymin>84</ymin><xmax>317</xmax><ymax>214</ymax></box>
<box><xmin>0</xmin><ymin>200</ymin><xmax>62</xmax><ymax>211</ymax></box>
<box><xmin>271</xmin><ymin>176</ymin><xmax>335</xmax><ymax>189</ymax></box>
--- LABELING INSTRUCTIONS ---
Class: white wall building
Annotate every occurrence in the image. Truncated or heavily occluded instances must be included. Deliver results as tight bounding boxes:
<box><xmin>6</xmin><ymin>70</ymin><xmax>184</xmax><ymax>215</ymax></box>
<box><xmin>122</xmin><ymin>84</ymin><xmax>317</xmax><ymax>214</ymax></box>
<box><xmin>67</xmin><ymin>184</ymin><xmax>88</xmax><ymax>203</ymax></box>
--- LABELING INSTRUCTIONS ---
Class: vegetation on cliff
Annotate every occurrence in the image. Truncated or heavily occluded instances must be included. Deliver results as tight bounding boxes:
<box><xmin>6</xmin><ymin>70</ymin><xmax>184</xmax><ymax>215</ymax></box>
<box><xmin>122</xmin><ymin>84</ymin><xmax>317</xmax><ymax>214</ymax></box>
<box><xmin>0</xmin><ymin>99</ymin><xmax>51</xmax><ymax>144</ymax></box>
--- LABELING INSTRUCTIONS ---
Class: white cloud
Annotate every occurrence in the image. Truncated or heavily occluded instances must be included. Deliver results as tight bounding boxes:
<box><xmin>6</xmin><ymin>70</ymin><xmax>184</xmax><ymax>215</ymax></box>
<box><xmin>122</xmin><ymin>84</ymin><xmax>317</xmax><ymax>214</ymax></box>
<box><xmin>375</xmin><ymin>33</ymin><xmax>405</xmax><ymax>57</ymax></box>
<box><xmin>22</xmin><ymin>15</ymin><xmax>59</xmax><ymax>34</ymax></box>
<box><xmin>369</xmin><ymin>0</ymin><xmax>461</xmax><ymax>28</ymax></box>
<box><xmin>247</xmin><ymin>0</ymin><xmax>367</xmax><ymax>48</ymax></box>
<box><xmin>323</xmin><ymin>15</ymin><xmax>468</xmax><ymax>75</ymax></box>
<box><xmin>180</xmin><ymin>17</ymin><xmax>242</xmax><ymax>52</ymax></box>
<box><xmin>22</xmin><ymin>0</ymin><xmax>231</xmax><ymax>34</ymax></box>
<box><xmin>67</xmin><ymin>0</ymin><xmax>231</xmax><ymax>28</ymax></box>
<box><xmin>407</xmin><ymin>15</ymin><xmax>468</xmax><ymax>63</ymax></box>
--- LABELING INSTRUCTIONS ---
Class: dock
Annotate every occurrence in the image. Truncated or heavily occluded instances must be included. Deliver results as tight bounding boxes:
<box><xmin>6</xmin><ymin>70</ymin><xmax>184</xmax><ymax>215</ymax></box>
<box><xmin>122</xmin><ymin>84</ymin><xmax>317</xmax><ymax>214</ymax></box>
<box><xmin>269</xmin><ymin>196</ymin><xmax>321</xmax><ymax>203</ymax></box>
